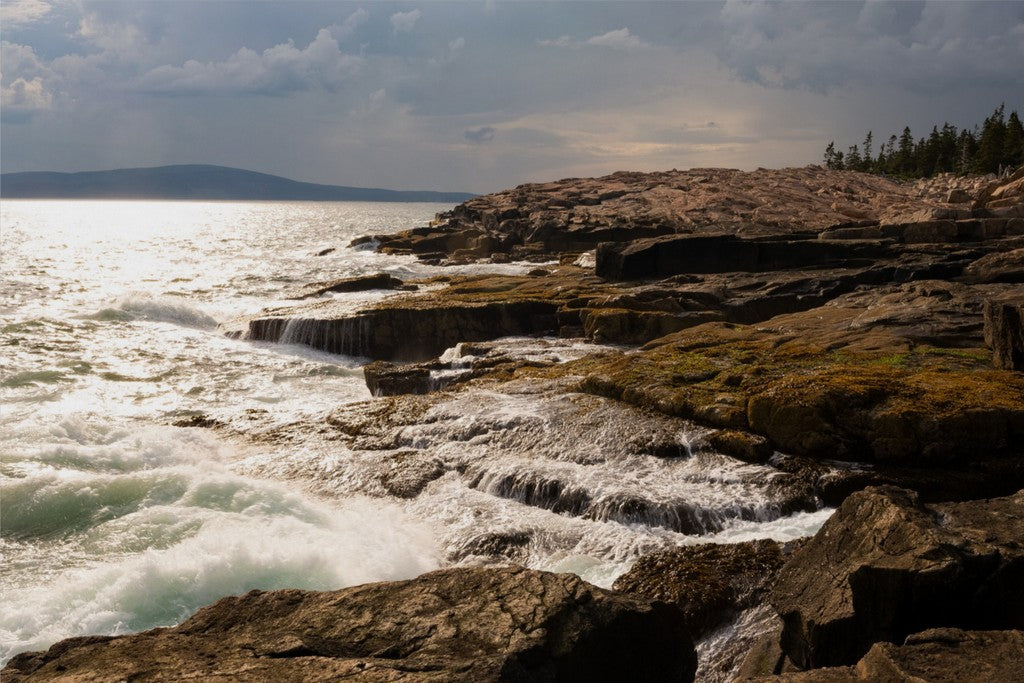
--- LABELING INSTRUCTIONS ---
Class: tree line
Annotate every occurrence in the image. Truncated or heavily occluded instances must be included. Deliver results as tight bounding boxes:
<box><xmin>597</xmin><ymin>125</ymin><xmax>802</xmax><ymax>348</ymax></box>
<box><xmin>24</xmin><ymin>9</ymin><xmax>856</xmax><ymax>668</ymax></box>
<box><xmin>822</xmin><ymin>104</ymin><xmax>1024</xmax><ymax>178</ymax></box>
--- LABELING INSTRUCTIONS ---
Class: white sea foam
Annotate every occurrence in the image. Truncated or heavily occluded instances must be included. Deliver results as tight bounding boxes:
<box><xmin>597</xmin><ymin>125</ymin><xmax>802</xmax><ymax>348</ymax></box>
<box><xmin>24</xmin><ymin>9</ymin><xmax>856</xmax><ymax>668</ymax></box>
<box><xmin>87</xmin><ymin>295</ymin><xmax>219</xmax><ymax>330</ymax></box>
<box><xmin>0</xmin><ymin>472</ymin><xmax>439</xmax><ymax>664</ymax></box>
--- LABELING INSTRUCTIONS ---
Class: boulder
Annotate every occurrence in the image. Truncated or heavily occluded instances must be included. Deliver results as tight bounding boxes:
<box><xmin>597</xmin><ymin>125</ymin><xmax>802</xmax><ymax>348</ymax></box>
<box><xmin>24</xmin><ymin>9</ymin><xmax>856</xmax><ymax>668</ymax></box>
<box><xmin>946</xmin><ymin>188</ymin><xmax>973</xmax><ymax>203</ymax></box>
<box><xmin>984</xmin><ymin>300</ymin><xmax>1024</xmax><ymax>370</ymax></box>
<box><xmin>739</xmin><ymin>629</ymin><xmax>1024</xmax><ymax>681</ymax></box>
<box><xmin>770</xmin><ymin>486</ymin><xmax>1024</xmax><ymax>669</ymax></box>
<box><xmin>364</xmin><ymin>360</ymin><xmax>433</xmax><ymax>395</ymax></box>
<box><xmin>613</xmin><ymin>539</ymin><xmax>792</xmax><ymax>639</ymax></box>
<box><xmin>294</xmin><ymin>273</ymin><xmax>412</xmax><ymax>299</ymax></box>
<box><xmin>3</xmin><ymin>567</ymin><xmax>696</xmax><ymax>683</ymax></box>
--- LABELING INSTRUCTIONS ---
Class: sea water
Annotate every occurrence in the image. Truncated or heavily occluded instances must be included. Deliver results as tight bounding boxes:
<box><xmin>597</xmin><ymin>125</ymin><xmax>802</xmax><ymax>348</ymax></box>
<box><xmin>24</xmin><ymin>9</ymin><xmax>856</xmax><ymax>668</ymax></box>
<box><xmin>0</xmin><ymin>200</ymin><xmax>831</xmax><ymax>666</ymax></box>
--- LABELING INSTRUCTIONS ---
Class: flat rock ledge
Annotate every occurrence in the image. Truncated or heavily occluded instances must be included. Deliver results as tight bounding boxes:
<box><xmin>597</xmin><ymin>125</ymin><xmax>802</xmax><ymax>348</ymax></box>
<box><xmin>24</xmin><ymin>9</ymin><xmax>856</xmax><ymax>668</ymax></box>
<box><xmin>3</xmin><ymin>566</ymin><xmax>696</xmax><ymax>683</ymax></box>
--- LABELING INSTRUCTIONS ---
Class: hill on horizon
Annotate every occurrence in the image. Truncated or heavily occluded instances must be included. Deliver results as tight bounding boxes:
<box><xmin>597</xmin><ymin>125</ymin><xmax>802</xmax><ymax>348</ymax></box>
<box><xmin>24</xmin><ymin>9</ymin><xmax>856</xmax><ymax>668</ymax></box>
<box><xmin>0</xmin><ymin>165</ymin><xmax>476</xmax><ymax>203</ymax></box>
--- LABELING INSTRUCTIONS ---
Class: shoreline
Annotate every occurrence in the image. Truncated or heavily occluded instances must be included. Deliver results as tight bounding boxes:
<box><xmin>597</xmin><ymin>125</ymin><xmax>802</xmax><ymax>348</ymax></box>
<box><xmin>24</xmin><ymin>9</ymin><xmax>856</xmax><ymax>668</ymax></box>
<box><xmin>6</xmin><ymin>165</ymin><xmax>1023</xmax><ymax>680</ymax></box>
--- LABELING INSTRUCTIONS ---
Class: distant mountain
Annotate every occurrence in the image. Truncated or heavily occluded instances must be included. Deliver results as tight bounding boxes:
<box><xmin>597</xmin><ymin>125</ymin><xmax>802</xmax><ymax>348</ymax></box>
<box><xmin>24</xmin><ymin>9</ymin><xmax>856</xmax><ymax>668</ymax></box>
<box><xmin>0</xmin><ymin>165</ymin><xmax>475</xmax><ymax>203</ymax></box>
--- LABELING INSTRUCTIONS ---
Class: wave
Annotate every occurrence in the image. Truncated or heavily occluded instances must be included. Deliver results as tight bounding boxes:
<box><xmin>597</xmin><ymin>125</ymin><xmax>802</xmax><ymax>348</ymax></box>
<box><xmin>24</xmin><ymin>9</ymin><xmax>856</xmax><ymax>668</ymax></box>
<box><xmin>84</xmin><ymin>295</ymin><xmax>218</xmax><ymax>330</ymax></box>
<box><xmin>0</xmin><ymin>496</ymin><xmax>439</xmax><ymax>664</ymax></box>
<box><xmin>0</xmin><ymin>455</ymin><xmax>440</xmax><ymax>665</ymax></box>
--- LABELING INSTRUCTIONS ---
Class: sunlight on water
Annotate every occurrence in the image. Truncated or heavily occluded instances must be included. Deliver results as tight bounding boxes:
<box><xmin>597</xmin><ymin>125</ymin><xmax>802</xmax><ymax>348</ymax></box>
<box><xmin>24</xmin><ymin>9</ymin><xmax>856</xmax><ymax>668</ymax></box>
<box><xmin>0</xmin><ymin>200</ymin><xmax>832</xmax><ymax>666</ymax></box>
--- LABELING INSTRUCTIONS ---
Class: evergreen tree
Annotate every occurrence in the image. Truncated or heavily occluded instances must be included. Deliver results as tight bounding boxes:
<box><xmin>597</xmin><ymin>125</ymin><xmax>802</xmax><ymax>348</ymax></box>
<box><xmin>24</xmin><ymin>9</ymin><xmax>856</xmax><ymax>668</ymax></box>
<box><xmin>846</xmin><ymin>144</ymin><xmax>863</xmax><ymax>171</ymax></box>
<box><xmin>917</xmin><ymin>127</ymin><xmax>941</xmax><ymax>177</ymax></box>
<box><xmin>957</xmin><ymin>128</ymin><xmax>978</xmax><ymax>175</ymax></box>
<box><xmin>897</xmin><ymin>127</ymin><xmax>915</xmax><ymax>176</ymax></box>
<box><xmin>937</xmin><ymin>123</ymin><xmax>958</xmax><ymax>174</ymax></box>
<box><xmin>975</xmin><ymin>103</ymin><xmax>1006</xmax><ymax>174</ymax></box>
<box><xmin>1004</xmin><ymin>111</ymin><xmax>1024</xmax><ymax>167</ymax></box>
<box><xmin>823</xmin><ymin>141</ymin><xmax>841</xmax><ymax>169</ymax></box>
<box><xmin>820</xmin><ymin>105</ymin><xmax>1022</xmax><ymax>179</ymax></box>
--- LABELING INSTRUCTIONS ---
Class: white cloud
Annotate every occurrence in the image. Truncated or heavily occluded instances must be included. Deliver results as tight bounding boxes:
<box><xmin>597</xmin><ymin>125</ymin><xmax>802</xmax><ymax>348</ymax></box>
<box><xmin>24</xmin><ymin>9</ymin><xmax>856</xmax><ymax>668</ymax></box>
<box><xmin>1</xmin><ymin>76</ymin><xmax>53</xmax><ymax>121</ymax></box>
<box><xmin>1</xmin><ymin>41</ymin><xmax>58</xmax><ymax>121</ymax></box>
<box><xmin>77</xmin><ymin>13</ymin><xmax>145</xmax><ymax>57</ymax></box>
<box><xmin>584</xmin><ymin>28</ymin><xmax>649</xmax><ymax>51</ymax></box>
<box><xmin>0</xmin><ymin>0</ymin><xmax>51</xmax><ymax>26</ymax></box>
<box><xmin>538</xmin><ymin>28</ymin><xmax>650</xmax><ymax>51</ymax></box>
<box><xmin>390</xmin><ymin>9</ymin><xmax>422</xmax><ymax>34</ymax></box>
<box><xmin>331</xmin><ymin>7</ymin><xmax>369</xmax><ymax>41</ymax></box>
<box><xmin>139</xmin><ymin>28</ymin><xmax>362</xmax><ymax>95</ymax></box>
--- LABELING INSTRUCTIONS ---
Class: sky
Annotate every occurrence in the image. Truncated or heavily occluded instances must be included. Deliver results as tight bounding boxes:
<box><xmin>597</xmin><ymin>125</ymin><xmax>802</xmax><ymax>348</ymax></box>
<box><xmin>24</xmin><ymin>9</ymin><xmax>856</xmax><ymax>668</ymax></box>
<box><xmin>2</xmin><ymin>1</ymin><xmax>1023</xmax><ymax>194</ymax></box>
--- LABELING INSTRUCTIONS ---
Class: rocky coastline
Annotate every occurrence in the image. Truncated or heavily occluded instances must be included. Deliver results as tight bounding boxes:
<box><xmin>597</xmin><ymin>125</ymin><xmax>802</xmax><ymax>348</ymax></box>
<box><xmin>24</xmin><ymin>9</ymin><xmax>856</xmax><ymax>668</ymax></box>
<box><xmin>8</xmin><ymin>166</ymin><xmax>1023</xmax><ymax>680</ymax></box>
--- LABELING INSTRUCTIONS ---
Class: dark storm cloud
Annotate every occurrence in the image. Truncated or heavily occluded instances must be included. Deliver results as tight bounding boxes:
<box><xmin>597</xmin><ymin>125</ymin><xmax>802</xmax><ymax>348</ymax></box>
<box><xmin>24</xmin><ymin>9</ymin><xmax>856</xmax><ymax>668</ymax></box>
<box><xmin>1</xmin><ymin>1</ymin><xmax>1022</xmax><ymax>193</ymax></box>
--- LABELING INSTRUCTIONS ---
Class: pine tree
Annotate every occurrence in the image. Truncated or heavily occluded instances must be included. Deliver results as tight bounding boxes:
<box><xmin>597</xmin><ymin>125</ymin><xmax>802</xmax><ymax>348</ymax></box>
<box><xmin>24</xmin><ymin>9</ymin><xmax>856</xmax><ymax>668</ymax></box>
<box><xmin>823</xmin><ymin>141</ymin><xmax>840</xmax><ymax>169</ymax></box>
<box><xmin>917</xmin><ymin>127</ymin><xmax>941</xmax><ymax>177</ymax></box>
<box><xmin>975</xmin><ymin>104</ymin><xmax>1006</xmax><ymax>174</ymax></box>
<box><xmin>957</xmin><ymin>128</ymin><xmax>978</xmax><ymax>175</ymax></box>
<box><xmin>1004</xmin><ymin>111</ymin><xmax>1024</xmax><ymax>167</ymax></box>
<box><xmin>937</xmin><ymin>123</ymin><xmax>958</xmax><ymax>174</ymax></box>
<box><xmin>897</xmin><ymin>127</ymin><xmax>915</xmax><ymax>176</ymax></box>
<box><xmin>819</xmin><ymin>104</ymin><xmax>1022</xmax><ymax>178</ymax></box>
<box><xmin>846</xmin><ymin>144</ymin><xmax>863</xmax><ymax>172</ymax></box>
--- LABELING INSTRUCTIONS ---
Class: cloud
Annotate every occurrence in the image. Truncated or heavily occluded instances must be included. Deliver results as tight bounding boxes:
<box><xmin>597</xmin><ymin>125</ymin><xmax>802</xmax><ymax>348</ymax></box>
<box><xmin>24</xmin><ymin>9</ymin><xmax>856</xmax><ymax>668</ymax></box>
<box><xmin>1</xmin><ymin>41</ymin><xmax>57</xmax><ymax>121</ymax></box>
<box><xmin>713</xmin><ymin>0</ymin><xmax>1024</xmax><ymax>93</ymax></box>
<box><xmin>538</xmin><ymin>27</ymin><xmax>650</xmax><ymax>51</ymax></box>
<box><xmin>0</xmin><ymin>0</ymin><xmax>51</xmax><ymax>26</ymax></box>
<box><xmin>390</xmin><ymin>9</ymin><xmax>422</xmax><ymax>34</ymax></box>
<box><xmin>584</xmin><ymin>28</ymin><xmax>649</xmax><ymax>51</ymax></box>
<box><xmin>464</xmin><ymin>125</ymin><xmax>496</xmax><ymax>143</ymax></box>
<box><xmin>1</xmin><ymin>77</ymin><xmax>53</xmax><ymax>122</ymax></box>
<box><xmin>139</xmin><ymin>28</ymin><xmax>361</xmax><ymax>95</ymax></box>
<box><xmin>331</xmin><ymin>8</ymin><xmax>369</xmax><ymax>41</ymax></box>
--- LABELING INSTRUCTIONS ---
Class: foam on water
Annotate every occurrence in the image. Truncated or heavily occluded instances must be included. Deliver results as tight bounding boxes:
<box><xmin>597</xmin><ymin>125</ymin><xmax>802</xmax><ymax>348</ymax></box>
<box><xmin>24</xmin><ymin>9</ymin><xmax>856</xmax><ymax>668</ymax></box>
<box><xmin>0</xmin><ymin>419</ymin><xmax>440</xmax><ymax>664</ymax></box>
<box><xmin>90</xmin><ymin>295</ymin><xmax>219</xmax><ymax>330</ymax></box>
<box><xmin>1</xmin><ymin>200</ymin><xmax>834</xmax><ymax>667</ymax></box>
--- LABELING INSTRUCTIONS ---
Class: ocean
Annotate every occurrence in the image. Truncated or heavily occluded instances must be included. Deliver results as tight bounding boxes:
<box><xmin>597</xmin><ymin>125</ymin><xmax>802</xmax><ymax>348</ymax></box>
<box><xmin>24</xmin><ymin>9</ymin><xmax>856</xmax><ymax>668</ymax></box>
<box><xmin>0</xmin><ymin>200</ymin><xmax>831</xmax><ymax>667</ymax></box>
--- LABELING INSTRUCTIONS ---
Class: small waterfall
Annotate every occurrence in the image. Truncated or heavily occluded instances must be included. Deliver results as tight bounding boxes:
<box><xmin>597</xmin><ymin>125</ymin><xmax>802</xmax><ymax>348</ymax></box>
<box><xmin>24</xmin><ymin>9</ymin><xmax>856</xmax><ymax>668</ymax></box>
<box><xmin>463</xmin><ymin>460</ymin><xmax>813</xmax><ymax>536</ymax></box>
<box><xmin>275</xmin><ymin>315</ymin><xmax>372</xmax><ymax>357</ymax></box>
<box><xmin>467</xmin><ymin>468</ymin><xmax>594</xmax><ymax>516</ymax></box>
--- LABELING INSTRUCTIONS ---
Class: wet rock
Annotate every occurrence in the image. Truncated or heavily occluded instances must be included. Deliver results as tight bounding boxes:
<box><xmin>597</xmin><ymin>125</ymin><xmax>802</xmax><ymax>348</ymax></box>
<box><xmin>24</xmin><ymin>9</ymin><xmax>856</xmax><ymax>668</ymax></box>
<box><xmin>705</xmin><ymin>429</ymin><xmax>773</xmax><ymax>464</ymax></box>
<box><xmin>171</xmin><ymin>413</ymin><xmax>226</xmax><ymax>429</ymax></box>
<box><xmin>739</xmin><ymin>629</ymin><xmax>1024</xmax><ymax>681</ymax></box>
<box><xmin>293</xmin><ymin>272</ymin><xmax>412</xmax><ymax>299</ymax></box>
<box><xmin>247</xmin><ymin>297</ymin><xmax>561</xmax><ymax>361</ymax></box>
<box><xmin>450</xmin><ymin>530</ymin><xmax>533</xmax><ymax>563</ymax></box>
<box><xmin>364</xmin><ymin>361</ymin><xmax>433</xmax><ymax>396</ymax></box>
<box><xmin>984</xmin><ymin>300</ymin><xmax>1024</xmax><ymax>370</ymax></box>
<box><xmin>613</xmin><ymin>539</ymin><xmax>793</xmax><ymax>639</ymax></box>
<box><xmin>770</xmin><ymin>486</ymin><xmax>1024</xmax><ymax>669</ymax></box>
<box><xmin>3</xmin><ymin>567</ymin><xmax>697</xmax><ymax>683</ymax></box>
<box><xmin>374</xmin><ymin>449</ymin><xmax>446</xmax><ymax>498</ymax></box>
